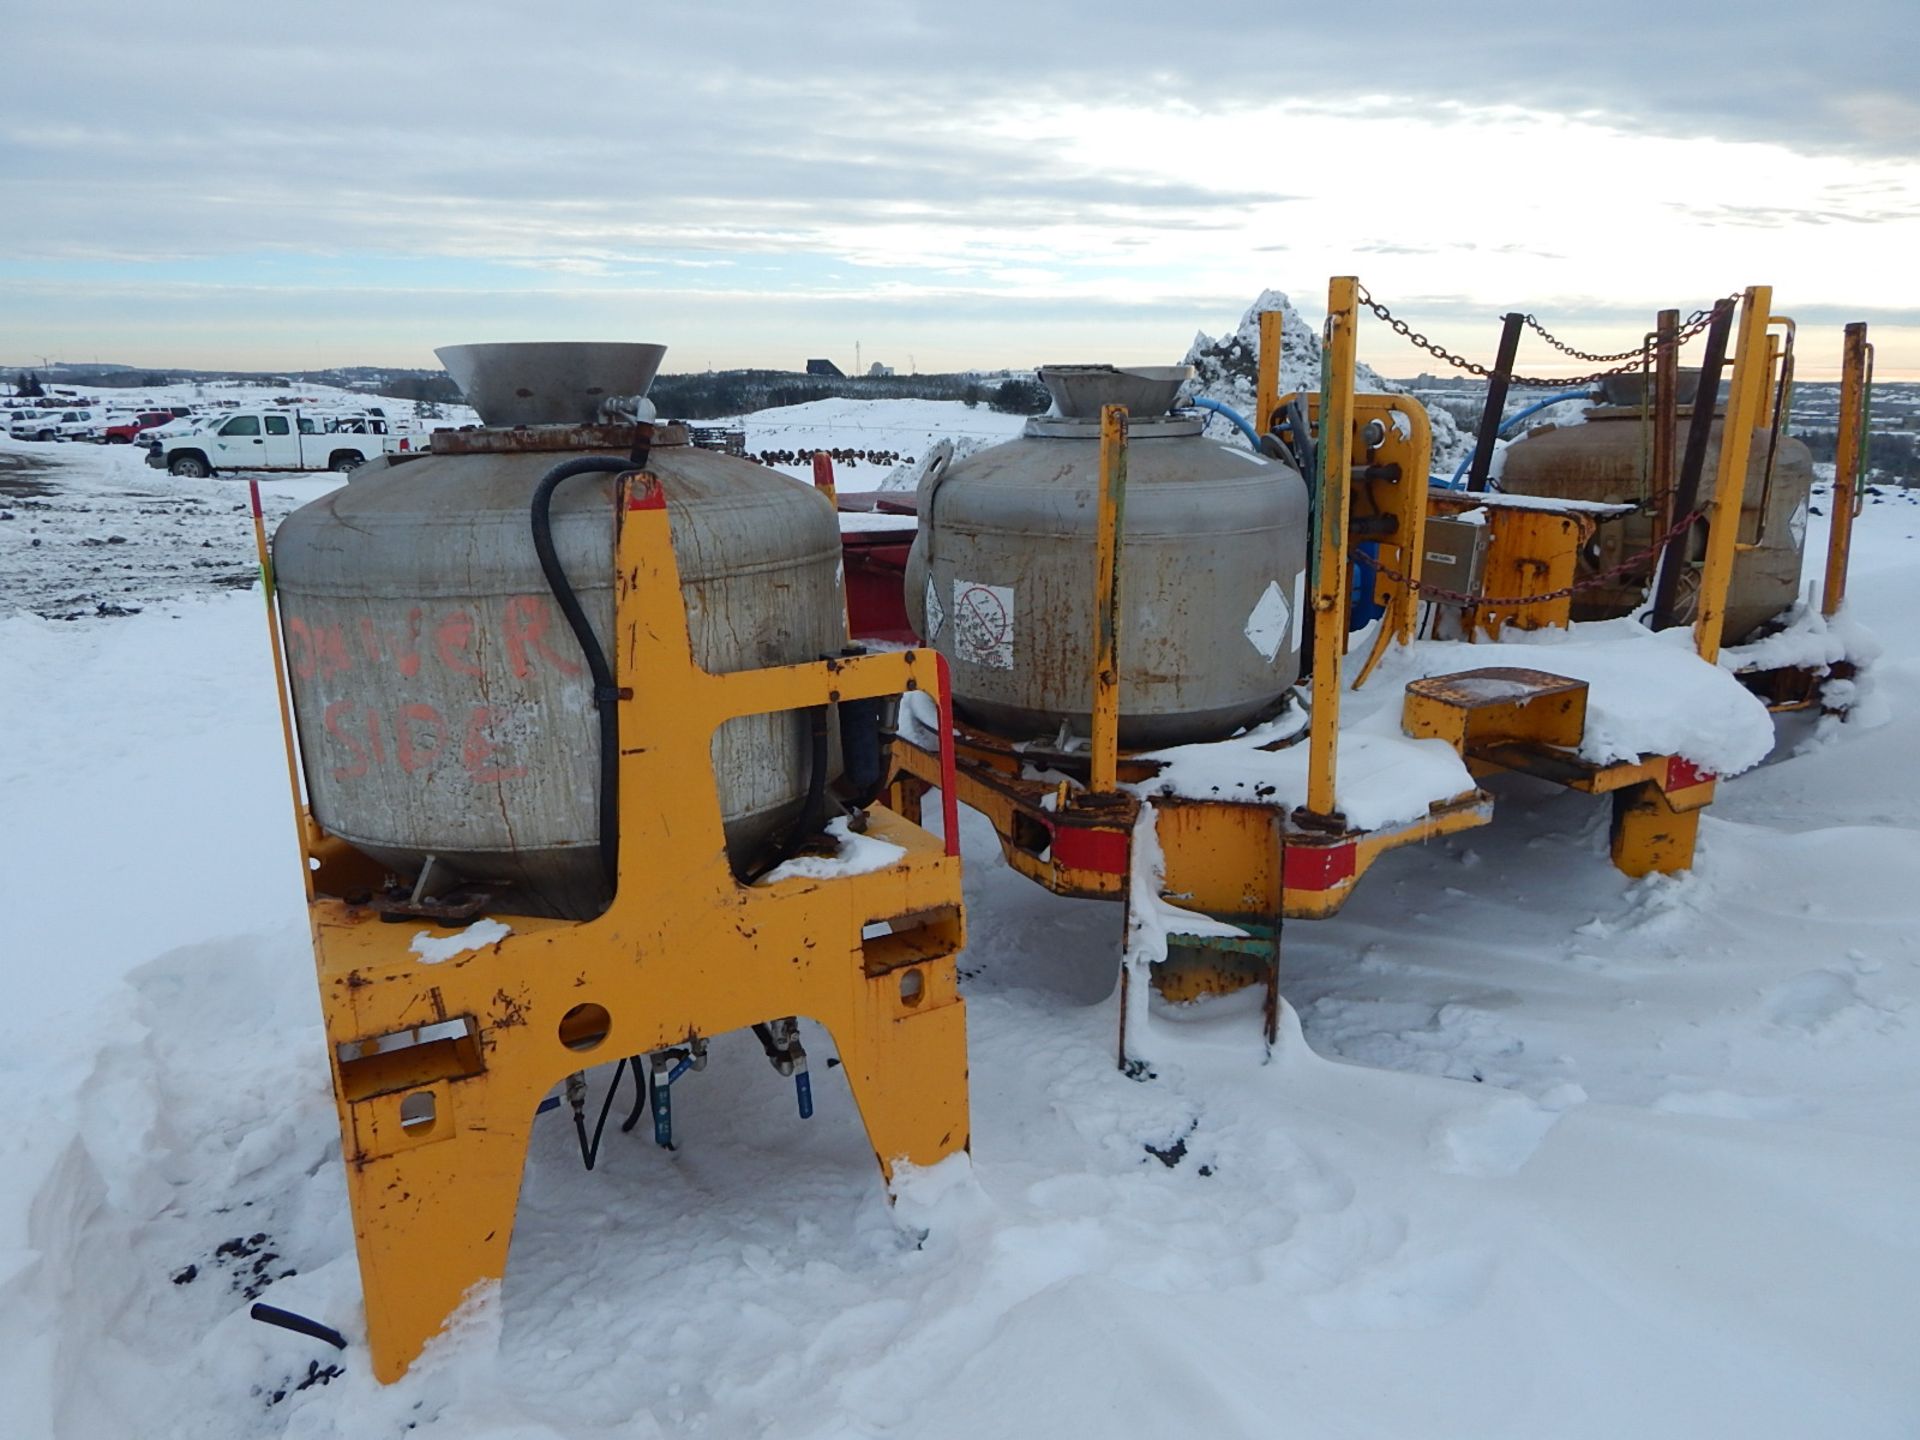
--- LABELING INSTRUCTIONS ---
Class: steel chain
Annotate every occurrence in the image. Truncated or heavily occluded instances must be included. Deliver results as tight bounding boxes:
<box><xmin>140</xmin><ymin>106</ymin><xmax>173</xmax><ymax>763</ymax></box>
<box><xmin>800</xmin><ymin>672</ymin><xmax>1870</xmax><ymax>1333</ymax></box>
<box><xmin>1353</xmin><ymin>507</ymin><xmax>1702</xmax><ymax>609</ymax></box>
<box><xmin>1353</xmin><ymin>284</ymin><xmax>1734</xmax><ymax>389</ymax></box>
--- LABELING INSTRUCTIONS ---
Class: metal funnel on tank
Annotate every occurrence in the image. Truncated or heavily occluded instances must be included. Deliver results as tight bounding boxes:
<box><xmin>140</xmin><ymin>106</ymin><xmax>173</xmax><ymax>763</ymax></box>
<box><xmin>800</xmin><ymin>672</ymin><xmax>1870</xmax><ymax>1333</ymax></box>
<box><xmin>435</xmin><ymin>341</ymin><xmax>668</xmax><ymax>427</ymax></box>
<box><xmin>1038</xmin><ymin>364</ymin><xmax>1193</xmax><ymax>419</ymax></box>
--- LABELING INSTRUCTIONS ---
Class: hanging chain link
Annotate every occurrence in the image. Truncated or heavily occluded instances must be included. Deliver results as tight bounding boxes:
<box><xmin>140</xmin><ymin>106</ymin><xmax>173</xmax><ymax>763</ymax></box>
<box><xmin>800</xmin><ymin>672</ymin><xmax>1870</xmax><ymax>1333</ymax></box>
<box><xmin>1520</xmin><ymin>305</ymin><xmax>1723</xmax><ymax>363</ymax></box>
<box><xmin>1353</xmin><ymin>284</ymin><xmax>1736</xmax><ymax>389</ymax></box>
<box><xmin>1354</xmin><ymin>506</ymin><xmax>1702</xmax><ymax>609</ymax></box>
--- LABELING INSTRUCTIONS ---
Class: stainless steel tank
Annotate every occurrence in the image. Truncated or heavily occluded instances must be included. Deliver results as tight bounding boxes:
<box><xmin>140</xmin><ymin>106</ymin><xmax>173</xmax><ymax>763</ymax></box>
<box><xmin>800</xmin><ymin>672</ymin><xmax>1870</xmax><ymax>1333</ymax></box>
<box><xmin>905</xmin><ymin>364</ymin><xmax>1310</xmax><ymax>749</ymax></box>
<box><xmin>1500</xmin><ymin>375</ymin><xmax>1813</xmax><ymax>643</ymax></box>
<box><xmin>272</xmin><ymin>342</ymin><xmax>845</xmax><ymax>920</ymax></box>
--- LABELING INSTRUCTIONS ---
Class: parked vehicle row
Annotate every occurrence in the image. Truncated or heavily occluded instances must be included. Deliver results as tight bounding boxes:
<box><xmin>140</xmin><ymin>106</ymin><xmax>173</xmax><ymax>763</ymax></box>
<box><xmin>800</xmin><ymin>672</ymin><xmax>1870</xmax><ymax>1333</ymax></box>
<box><xmin>6</xmin><ymin>403</ymin><xmax>188</xmax><ymax>443</ymax></box>
<box><xmin>6</xmin><ymin>396</ymin><xmax>431</xmax><ymax>474</ymax></box>
<box><xmin>142</xmin><ymin>408</ymin><xmax>415</xmax><ymax>476</ymax></box>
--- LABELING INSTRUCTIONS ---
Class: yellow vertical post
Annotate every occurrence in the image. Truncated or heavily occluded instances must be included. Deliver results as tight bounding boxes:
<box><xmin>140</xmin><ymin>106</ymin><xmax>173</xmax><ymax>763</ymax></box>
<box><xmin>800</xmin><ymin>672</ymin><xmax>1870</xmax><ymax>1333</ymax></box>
<box><xmin>248</xmin><ymin>480</ymin><xmax>313</xmax><ymax>902</ymax></box>
<box><xmin>1257</xmin><ymin>310</ymin><xmax>1284</xmax><ymax>435</ymax></box>
<box><xmin>1090</xmin><ymin>404</ymin><xmax>1128</xmax><ymax>793</ymax></box>
<box><xmin>1692</xmin><ymin>285</ymin><xmax>1771</xmax><ymax>664</ymax></box>
<box><xmin>1824</xmin><ymin>323</ymin><xmax>1870</xmax><ymax>617</ymax></box>
<box><xmin>1761</xmin><ymin>334</ymin><xmax>1782</xmax><ymax>427</ymax></box>
<box><xmin>1305</xmin><ymin>277</ymin><xmax>1357</xmax><ymax>821</ymax></box>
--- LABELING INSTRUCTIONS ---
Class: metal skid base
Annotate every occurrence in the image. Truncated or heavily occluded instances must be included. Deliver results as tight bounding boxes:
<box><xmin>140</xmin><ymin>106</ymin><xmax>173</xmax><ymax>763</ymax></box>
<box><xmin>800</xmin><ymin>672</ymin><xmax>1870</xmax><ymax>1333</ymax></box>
<box><xmin>886</xmin><ymin>720</ymin><xmax>1492</xmax><ymax>1063</ymax></box>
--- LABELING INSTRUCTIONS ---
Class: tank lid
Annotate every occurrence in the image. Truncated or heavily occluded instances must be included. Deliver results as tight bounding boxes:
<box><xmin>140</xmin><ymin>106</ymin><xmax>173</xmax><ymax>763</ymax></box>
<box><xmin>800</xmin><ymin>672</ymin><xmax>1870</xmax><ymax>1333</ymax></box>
<box><xmin>435</xmin><ymin>341</ymin><xmax>668</xmax><ymax>427</ymax></box>
<box><xmin>1037</xmin><ymin>364</ymin><xmax>1193</xmax><ymax>419</ymax></box>
<box><xmin>1597</xmin><ymin>369</ymin><xmax>1703</xmax><ymax>408</ymax></box>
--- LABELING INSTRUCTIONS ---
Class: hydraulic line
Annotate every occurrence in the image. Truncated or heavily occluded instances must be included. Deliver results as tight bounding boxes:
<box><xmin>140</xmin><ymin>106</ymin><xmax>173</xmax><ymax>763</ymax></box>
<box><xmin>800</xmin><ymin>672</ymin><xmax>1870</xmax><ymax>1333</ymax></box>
<box><xmin>530</xmin><ymin>455</ymin><xmax>634</xmax><ymax>890</ymax></box>
<box><xmin>1188</xmin><ymin>397</ymin><xmax>1263</xmax><ymax>451</ymax></box>
<box><xmin>1442</xmin><ymin>391</ymin><xmax>1600</xmax><ymax>489</ymax></box>
<box><xmin>571</xmin><ymin>1056</ymin><xmax>648</xmax><ymax>1170</ymax></box>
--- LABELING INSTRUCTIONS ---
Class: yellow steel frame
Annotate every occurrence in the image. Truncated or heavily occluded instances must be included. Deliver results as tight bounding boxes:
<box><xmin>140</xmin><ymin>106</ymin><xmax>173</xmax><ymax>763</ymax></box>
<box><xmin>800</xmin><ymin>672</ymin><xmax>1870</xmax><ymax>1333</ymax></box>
<box><xmin>1305</xmin><ymin>276</ymin><xmax>1358</xmax><ymax>819</ymax></box>
<box><xmin>1823</xmin><ymin>322</ymin><xmax>1872</xmax><ymax>617</ymax></box>
<box><xmin>1693</xmin><ymin>285</ymin><xmax>1772</xmax><ymax>664</ymax></box>
<box><xmin>270</xmin><ymin>474</ymin><xmax>970</xmax><ymax>1383</ymax></box>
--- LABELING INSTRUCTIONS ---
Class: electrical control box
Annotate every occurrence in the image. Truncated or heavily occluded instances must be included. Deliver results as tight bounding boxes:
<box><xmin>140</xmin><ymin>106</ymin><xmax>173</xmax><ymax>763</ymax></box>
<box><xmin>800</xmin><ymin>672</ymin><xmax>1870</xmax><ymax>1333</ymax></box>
<box><xmin>1420</xmin><ymin>516</ymin><xmax>1489</xmax><ymax>605</ymax></box>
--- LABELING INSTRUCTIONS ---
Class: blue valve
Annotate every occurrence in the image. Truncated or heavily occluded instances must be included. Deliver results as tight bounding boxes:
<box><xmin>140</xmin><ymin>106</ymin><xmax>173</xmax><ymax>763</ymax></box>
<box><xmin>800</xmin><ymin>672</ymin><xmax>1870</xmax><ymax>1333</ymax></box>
<box><xmin>650</xmin><ymin>1055</ymin><xmax>696</xmax><ymax>1149</ymax></box>
<box><xmin>650</xmin><ymin>1071</ymin><xmax>673</xmax><ymax>1149</ymax></box>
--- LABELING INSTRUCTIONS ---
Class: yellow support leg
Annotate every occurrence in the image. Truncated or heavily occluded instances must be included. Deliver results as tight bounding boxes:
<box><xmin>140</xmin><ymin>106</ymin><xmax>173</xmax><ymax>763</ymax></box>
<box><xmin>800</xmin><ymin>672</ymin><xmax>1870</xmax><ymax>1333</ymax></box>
<box><xmin>1610</xmin><ymin>781</ymin><xmax>1704</xmax><ymax>877</ymax></box>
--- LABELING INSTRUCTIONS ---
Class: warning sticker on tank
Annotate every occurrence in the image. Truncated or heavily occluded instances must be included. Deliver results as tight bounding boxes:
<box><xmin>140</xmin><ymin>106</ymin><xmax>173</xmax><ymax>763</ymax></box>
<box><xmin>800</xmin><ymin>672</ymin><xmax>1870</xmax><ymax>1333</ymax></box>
<box><xmin>952</xmin><ymin>579</ymin><xmax>1015</xmax><ymax>669</ymax></box>
<box><xmin>1789</xmin><ymin>498</ymin><xmax>1809</xmax><ymax>549</ymax></box>
<box><xmin>1243</xmin><ymin>579</ymin><xmax>1292</xmax><ymax>662</ymax></box>
<box><xmin>924</xmin><ymin>577</ymin><xmax>945</xmax><ymax>641</ymax></box>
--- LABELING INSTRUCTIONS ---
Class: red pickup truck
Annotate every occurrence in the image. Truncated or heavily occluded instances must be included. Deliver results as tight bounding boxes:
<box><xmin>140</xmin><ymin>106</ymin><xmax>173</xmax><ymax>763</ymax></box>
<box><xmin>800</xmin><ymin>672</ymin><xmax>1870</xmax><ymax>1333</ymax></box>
<box><xmin>100</xmin><ymin>411</ymin><xmax>180</xmax><ymax>444</ymax></box>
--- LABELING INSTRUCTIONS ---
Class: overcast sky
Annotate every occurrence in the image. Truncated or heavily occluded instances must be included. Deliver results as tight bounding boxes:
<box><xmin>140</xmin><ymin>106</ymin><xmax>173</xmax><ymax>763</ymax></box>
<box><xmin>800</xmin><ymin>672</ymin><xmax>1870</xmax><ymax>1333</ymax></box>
<box><xmin>3</xmin><ymin>1</ymin><xmax>1916</xmax><ymax>379</ymax></box>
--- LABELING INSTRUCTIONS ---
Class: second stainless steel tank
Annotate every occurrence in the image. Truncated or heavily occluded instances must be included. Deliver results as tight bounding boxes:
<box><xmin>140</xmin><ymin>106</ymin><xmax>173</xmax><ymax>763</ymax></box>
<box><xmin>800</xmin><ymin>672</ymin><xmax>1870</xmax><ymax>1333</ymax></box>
<box><xmin>1500</xmin><ymin>374</ymin><xmax>1813</xmax><ymax>642</ymax></box>
<box><xmin>906</xmin><ymin>365</ymin><xmax>1310</xmax><ymax>749</ymax></box>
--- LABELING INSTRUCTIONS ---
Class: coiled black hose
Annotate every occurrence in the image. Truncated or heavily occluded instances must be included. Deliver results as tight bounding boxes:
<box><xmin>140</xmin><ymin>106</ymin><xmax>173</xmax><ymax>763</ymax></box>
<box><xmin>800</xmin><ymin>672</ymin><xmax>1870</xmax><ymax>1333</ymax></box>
<box><xmin>530</xmin><ymin>456</ymin><xmax>633</xmax><ymax>891</ymax></box>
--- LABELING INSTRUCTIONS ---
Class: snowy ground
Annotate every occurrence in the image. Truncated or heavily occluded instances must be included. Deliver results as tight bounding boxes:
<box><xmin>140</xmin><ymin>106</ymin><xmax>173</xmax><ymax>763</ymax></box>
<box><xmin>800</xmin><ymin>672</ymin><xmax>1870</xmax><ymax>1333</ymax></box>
<box><xmin>2</xmin><ymin>418</ymin><xmax>1918</xmax><ymax>1438</ymax></box>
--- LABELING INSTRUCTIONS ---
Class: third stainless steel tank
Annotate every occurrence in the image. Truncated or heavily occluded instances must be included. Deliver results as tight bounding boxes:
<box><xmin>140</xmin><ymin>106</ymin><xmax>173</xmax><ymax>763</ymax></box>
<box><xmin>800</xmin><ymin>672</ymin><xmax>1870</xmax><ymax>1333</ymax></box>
<box><xmin>1500</xmin><ymin>376</ymin><xmax>1813</xmax><ymax>642</ymax></box>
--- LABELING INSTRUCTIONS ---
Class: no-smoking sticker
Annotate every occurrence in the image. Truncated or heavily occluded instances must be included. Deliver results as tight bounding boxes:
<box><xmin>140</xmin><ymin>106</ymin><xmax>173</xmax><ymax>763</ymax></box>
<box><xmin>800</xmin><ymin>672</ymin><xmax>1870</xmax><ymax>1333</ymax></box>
<box><xmin>952</xmin><ymin>578</ymin><xmax>1016</xmax><ymax>670</ymax></box>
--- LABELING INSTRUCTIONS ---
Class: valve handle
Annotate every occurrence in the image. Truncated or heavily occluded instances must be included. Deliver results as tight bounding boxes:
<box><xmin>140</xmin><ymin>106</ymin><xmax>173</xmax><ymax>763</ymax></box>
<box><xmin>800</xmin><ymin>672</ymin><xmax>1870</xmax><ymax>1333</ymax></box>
<box><xmin>650</xmin><ymin>1070</ymin><xmax>674</xmax><ymax>1149</ymax></box>
<box><xmin>795</xmin><ymin>1069</ymin><xmax>814</xmax><ymax>1120</ymax></box>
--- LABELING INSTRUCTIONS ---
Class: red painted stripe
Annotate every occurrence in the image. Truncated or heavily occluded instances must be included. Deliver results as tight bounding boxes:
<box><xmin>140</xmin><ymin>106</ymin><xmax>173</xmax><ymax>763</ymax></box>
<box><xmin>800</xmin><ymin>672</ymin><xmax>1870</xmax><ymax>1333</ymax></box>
<box><xmin>1665</xmin><ymin>755</ymin><xmax>1714</xmax><ymax>791</ymax></box>
<box><xmin>933</xmin><ymin>652</ymin><xmax>960</xmax><ymax>858</ymax></box>
<box><xmin>626</xmin><ymin>475</ymin><xmax>666</xmax><ymax>511</ymax></box>
<box><xmin>1052</xmin><ymin>824</ymin><xmax>1130</xmax><ymax>875</ymax></box>
<box><xmin>1282</xmin><ymin>841</ymin><xmax>1357</xmax><ymax>891</ymax></box>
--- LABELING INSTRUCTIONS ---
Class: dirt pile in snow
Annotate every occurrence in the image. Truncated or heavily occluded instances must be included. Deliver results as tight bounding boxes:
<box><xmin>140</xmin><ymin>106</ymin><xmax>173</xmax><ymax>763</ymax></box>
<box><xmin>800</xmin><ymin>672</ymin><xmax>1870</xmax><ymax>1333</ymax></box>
<box><xmin>1183</xmin><ymin>290</ymin><xmax>1473</xmax><ymax>473</ymax></box>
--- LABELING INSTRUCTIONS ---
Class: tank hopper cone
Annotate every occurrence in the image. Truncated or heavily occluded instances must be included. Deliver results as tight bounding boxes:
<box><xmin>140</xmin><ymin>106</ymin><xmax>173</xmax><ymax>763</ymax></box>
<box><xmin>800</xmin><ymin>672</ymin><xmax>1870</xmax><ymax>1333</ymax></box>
<box><xmin>435</xmin><ymin>340</ymin><xmax>668</xmax><ymax>427</ymax></box>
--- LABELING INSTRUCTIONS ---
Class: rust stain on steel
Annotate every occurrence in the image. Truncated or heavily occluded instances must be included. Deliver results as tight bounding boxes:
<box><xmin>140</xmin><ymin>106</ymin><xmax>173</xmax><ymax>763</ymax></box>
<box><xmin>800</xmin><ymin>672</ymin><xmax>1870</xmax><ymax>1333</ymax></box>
<box><xmin>1404</xmin><ymin>667</ymin><xmax>1587</xmax><ymax>709</ymax></box>
<box><xmin>430</xmin><ymin>423</ymin><xmax>691</xmax><ymax>456</ymax></box>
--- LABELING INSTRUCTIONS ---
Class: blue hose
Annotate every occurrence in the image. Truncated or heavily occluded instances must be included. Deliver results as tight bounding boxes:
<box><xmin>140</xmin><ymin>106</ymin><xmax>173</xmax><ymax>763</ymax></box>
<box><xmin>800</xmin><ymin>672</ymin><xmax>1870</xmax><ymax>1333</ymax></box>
<box><xmin>1188</xmin><ymin>397</ymin><xmax>1262</xmax><ymax>452</ymax></box>
<box><xmin>1442</xmin><ymin>391</ymin><xmax>1599</xmax><ymax>489</ymax></box>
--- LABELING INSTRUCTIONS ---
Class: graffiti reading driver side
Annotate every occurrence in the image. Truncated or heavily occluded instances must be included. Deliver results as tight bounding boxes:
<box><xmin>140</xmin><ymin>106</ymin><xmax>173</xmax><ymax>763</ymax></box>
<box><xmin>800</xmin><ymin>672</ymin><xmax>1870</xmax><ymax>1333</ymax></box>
<box><xmin>286</xmin><ymin>594</ymin><xmax>582</xmax><ymax>787</ymax></box>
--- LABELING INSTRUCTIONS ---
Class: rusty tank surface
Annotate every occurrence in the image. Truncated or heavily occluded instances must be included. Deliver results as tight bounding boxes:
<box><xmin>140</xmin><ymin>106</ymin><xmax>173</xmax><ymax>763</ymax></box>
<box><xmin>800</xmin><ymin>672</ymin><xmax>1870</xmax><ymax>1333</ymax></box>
<box><xmin>272</xmin><ymin>341</ymin><xmax>844</xmax><ymax>920</ymax></box>
<box><xmin>1499</xmin><ymin>375</ymin><xmax>1813</xmax><ymax>642</ymax></box>
<box><xmin>904</xmin><ymin>364</ymin><xmax>1310</xmax><ymax>749</ymax></box>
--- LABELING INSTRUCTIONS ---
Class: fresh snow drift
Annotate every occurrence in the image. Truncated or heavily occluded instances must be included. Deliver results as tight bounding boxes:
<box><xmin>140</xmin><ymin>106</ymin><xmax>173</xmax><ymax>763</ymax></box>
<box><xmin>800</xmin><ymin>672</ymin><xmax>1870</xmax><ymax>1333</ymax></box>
<box><xmin>2</xmin><ymin>423</ymin><xmax>1919</xmax><ymax>1439</ymax></box>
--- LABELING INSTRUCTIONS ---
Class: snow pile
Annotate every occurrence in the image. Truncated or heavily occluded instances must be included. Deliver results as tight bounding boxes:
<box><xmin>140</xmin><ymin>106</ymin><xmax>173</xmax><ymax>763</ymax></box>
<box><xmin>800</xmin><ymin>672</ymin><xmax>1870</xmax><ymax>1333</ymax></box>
<box><xmin>1136</xmin><ymin>706</ymin><xmax>1480</xmax><ymax>831</ymax></box>
<box><xmin>1720</xmin><ymin>600</ymin><xmax>1883</xmax><ymax>677</ymax></box>
<box><xmin>1183</xmin><ymin>290</ymin><xmax>1473</xmax><ymax>474</ymax></box>
<box><xmin>755</xmin><ymin>815</ymin><xmax>907</xmax><ymax>883</ymax></box>
<box><xmin>410</xmin><ymin>918</ymin><xmax>512</xmax><ymax>964</ymax></box>
<box><xmin>1363</xmin><ymin>618</ymin><xmax>1779</xmax><ymax>776</ymax></box>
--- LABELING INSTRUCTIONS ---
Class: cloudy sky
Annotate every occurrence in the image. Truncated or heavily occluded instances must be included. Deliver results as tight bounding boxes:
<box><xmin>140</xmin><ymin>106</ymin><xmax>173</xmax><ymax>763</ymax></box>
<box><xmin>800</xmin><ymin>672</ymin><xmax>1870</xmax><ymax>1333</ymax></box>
<box><xmin>4</xmin><ymin>1</ymin><xmax>1916</xmax><ymax>379</ymax></box>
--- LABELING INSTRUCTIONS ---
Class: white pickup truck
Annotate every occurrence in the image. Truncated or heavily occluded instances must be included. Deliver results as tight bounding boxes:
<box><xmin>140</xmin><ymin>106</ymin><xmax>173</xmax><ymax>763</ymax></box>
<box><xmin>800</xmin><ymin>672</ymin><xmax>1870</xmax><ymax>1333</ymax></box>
<box><xmin>144</xmin><ymin>409</ymin><xmax>408</xmax><ymax>477</ymax></box>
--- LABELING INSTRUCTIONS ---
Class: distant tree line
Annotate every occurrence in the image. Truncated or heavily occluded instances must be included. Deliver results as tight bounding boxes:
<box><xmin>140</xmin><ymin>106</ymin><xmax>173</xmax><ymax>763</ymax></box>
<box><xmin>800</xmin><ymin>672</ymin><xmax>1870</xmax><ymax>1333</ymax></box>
<box><xmin>1795</xmin><ymin>428</ymin><xmax>1919</xmax><ymax>486</ymax></box>
<box><xmin>644</xmin><ymin>371</ymin><xmax>1047</xmax><ymax>421</ymax></box>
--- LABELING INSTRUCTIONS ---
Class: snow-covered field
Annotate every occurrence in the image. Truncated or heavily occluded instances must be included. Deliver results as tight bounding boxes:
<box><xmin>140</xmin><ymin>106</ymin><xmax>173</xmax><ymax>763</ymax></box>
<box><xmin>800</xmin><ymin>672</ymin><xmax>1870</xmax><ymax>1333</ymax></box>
<box><xmin>2</xmin><ymin>415</ymin><xmax>1918</xmax><ymax>1439</ymax></box>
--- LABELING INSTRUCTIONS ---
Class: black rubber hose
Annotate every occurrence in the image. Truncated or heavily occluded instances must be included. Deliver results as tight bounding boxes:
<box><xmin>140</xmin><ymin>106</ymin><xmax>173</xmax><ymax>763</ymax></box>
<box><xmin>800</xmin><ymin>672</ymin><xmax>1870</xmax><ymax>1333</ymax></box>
<box><xmin>250</xmin><ymin>1304</ymin><xmax>348</xmax><ymax>1351</ymax></box>
<box><xmin>575</xmin><ymin>1057</ymin><xmax>632</xmax><ymax>1171</ymax></box>
<box><xmin>838</xmin><ymin>693</ymin><xmax>884</xmax><ymax>804</ymax></box>
<box><xmin>530</xmin><ymin>456</ymin><xmax>633</xmax><ymax>890</ymax></box>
